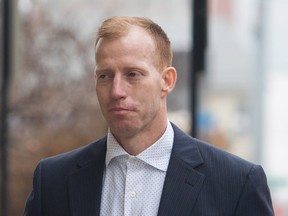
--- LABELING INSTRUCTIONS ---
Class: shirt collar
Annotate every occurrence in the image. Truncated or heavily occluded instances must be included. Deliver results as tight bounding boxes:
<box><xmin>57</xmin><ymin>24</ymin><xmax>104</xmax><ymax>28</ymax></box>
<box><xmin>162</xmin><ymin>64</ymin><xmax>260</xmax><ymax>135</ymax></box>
<box><xmin>105</xmin><ymin>130</ymin><xmax>127</xmax><ymax>166</ymax></box>
<box><xmin>105</xmin><ymin>121</ymin><xmax>174</xmax><ymax>172</ymax></box>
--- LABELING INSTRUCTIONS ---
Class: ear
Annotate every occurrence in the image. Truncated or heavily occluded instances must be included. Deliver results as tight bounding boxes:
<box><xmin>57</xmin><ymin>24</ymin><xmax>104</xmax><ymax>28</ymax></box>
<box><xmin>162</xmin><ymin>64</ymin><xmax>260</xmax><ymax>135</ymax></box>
<box><xmin>161</xmin><ymin>67</ymin><xmax>177</xmax><ymax>96</ymax></box>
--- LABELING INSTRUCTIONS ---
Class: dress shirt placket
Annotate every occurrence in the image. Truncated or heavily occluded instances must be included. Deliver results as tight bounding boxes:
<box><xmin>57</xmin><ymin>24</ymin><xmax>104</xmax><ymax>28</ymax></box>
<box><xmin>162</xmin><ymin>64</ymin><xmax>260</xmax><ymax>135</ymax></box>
<box><xmin>124</xmin><ymin>156</ymin><xmax>144</xmax><ymax>216</ymax></box>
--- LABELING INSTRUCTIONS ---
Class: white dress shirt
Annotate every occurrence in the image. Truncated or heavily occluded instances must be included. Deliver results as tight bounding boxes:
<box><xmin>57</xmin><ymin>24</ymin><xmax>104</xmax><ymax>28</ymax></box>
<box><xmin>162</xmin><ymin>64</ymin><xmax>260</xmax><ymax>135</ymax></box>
<box><xmin>100</xmin><ymin>122</ymin><xmax>174</xmax><ymax>216</ymax></box>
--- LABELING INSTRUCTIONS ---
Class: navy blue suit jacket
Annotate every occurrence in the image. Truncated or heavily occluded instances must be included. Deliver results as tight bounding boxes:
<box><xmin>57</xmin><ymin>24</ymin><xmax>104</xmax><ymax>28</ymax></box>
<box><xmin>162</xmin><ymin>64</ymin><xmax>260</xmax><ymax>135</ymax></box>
<box><xmin>24</xmin><ymin>124</ymin><xmax>274</xmax><ymax>215</ymax></box>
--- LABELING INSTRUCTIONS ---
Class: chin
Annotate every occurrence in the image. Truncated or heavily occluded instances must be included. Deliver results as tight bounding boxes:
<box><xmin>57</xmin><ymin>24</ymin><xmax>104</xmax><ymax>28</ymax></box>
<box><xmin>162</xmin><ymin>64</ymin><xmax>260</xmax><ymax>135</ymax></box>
<box><xmin>110</xmin><ymin>122</ymin><xmax>141</xmax><ymax>137</ymax></box>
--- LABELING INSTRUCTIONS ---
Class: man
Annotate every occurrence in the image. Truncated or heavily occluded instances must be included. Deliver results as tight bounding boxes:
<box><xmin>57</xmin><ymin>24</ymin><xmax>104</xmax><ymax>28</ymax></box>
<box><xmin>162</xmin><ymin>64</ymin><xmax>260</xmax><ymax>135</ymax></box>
<box><xmin>25</xmin><ymin>16</ymin><xmax>274</xmax><ymax>215</ymax></box>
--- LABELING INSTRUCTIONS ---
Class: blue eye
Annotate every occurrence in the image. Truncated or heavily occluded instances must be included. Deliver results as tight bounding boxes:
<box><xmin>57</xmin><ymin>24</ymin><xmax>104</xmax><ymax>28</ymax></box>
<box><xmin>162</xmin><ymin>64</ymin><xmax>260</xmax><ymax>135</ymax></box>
<box><xmin>127</xmin><ymin>72</ymin><xmax>138</xmax><ymax>77</ymax></box>
<box><xmin>99</xmin><ymin>74</ymin><xmax>107</xmax><ymax>79</ymax></box>
<box><xmin>96</xmin><ymin>71</ymin><xmax>113</xmax><ymax>83</ymax></box>
<box><xmin>126</xmin><ymin>71</ymin><xmax>143</xmax><ymax>79</ymax></box>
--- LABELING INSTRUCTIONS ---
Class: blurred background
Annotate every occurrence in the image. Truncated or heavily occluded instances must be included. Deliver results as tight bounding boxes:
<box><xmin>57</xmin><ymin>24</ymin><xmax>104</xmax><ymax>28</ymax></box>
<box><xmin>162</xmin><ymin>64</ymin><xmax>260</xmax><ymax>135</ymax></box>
<box><xmin>0</xmin><ymin>0</ymin><xmax>287</xmax><ymax>215</ymax></box>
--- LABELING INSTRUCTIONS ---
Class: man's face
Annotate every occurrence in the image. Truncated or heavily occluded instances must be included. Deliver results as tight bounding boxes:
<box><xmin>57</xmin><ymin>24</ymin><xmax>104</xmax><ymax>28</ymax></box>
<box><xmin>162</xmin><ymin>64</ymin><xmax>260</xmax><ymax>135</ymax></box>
<box><xmin>95</xmin><ymin>27</ymin><xmax>168</xmax><ymax>140</ymax></box>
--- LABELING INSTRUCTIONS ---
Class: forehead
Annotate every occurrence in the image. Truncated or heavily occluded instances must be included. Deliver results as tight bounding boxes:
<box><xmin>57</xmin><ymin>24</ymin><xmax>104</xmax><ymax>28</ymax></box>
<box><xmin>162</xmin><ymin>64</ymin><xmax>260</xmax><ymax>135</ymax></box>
<box><xmin>95</xmin><ymin>26</ymin><xmax>157</xmax><ymax>61</ymax></box>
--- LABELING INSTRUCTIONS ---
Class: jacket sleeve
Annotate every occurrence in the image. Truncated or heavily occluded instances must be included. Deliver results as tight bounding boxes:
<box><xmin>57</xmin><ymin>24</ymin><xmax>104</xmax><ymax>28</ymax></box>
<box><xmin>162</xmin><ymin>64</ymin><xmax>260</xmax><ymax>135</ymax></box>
<box><xmin>235</xmin><ymin>165</ymin><xmax>274</xmax><ymax>216</ymax></box>
<box><xmin>24</xmin><ymin>162</ymin><xmax>43</xmax><ymax>216</ymax></box>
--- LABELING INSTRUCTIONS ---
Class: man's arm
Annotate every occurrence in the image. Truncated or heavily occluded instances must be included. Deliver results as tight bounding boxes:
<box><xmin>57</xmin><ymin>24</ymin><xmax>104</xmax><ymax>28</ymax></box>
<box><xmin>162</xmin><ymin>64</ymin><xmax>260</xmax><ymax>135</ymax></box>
<box><xmin>24</xmin><ymin>162</ymin><xmax>42</xmax><ymax>216</ymax></box>
<box><xmin>235</xmin><ymin>165</ymin><xmax>274</xmax><ymax>216</ymax></box>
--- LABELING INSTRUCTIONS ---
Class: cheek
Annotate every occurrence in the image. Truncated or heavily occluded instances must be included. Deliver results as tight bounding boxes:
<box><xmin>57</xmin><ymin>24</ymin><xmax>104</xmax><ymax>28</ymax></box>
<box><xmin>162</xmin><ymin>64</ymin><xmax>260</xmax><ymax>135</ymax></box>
<box><xmin>96</xmin><ymin>88</ymin><xmax>107</xmax><ymax>106</ymax></box>
<box><xmin>140</xmin><ymin>85</ymin><xmax>162</xmax><ymax>107</ymax></box>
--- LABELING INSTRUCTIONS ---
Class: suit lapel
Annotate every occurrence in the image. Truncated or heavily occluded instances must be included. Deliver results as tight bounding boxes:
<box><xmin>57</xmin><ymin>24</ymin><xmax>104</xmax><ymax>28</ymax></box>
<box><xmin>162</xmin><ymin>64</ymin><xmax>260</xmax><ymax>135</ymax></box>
<box><xmin>66</xmin><ymin>125</ymin><xmax>205</xmax><ymax>216</ymax></box>
<box><xmin>68</xmin><ymin>139</ymin><xmax>106</xmax><ymax>216</ymax></box>
<box><xmin>158</xmin><ymin>124</ymin><xmax>206</xmax><ymax>216</ymax></box>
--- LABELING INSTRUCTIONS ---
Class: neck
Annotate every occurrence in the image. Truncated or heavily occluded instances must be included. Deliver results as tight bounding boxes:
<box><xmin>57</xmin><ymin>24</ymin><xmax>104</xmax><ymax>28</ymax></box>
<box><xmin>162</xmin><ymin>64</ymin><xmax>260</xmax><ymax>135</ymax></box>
<box><xmin>113</xmin><ymin>119</ymin><xmax>168</xmax><ymax>156</ymax></box>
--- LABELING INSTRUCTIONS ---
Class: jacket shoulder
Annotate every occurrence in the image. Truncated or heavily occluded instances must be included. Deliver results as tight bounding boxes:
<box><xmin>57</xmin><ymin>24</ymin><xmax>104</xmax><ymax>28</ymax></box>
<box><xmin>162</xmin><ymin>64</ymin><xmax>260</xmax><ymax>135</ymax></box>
<box><xmin>39</xmin><ymin>137</ymin><xmax>107</xmax><ymax>175</ymax></box>
<box><xmin>172</xmin><ymin>122</ymin><xmax>256</xmax><ymax>173</ymax></box>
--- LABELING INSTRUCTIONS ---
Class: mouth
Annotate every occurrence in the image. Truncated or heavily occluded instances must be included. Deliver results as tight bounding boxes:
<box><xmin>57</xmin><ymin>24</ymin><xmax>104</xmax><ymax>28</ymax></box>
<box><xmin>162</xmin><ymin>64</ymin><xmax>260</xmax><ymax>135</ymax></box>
<box><xmin>109</xmin><ymin>107</ymin><xmax>134</xmax><ymax>115</ymax></box>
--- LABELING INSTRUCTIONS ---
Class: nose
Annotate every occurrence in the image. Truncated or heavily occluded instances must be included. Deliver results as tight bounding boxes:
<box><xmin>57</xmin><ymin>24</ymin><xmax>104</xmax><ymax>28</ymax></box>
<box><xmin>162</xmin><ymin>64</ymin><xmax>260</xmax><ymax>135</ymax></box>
<box><xmin>111</xmin><ymin>75</ymin><xmax>127</xmax><ymax>100</ymax></box>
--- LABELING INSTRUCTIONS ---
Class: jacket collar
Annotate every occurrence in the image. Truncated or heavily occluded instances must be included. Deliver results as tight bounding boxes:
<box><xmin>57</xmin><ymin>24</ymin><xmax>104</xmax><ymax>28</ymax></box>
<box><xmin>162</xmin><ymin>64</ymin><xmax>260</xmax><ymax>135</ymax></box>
<box><xmin>67</xmin><ymin>123</ymin><xmax>205</xmax><ymax>216</ymax></box>
<box><xmin>157</xmin><ymin>123</ymin><xmax>205</xmax><ymax>216</ymax></box>
<box><xmin>68</xmin><ymin>138</ymin><xmax>107</xmax><ymax>216</ymax></box>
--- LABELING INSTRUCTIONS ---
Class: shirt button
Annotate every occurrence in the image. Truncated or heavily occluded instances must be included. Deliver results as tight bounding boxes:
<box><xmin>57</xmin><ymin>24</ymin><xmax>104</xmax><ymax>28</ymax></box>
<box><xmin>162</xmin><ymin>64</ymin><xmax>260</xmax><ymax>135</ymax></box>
<box><xmin>130</xmin><ymin>191</ymin><xmax>136</xmax><ymax>197</ymax></box>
